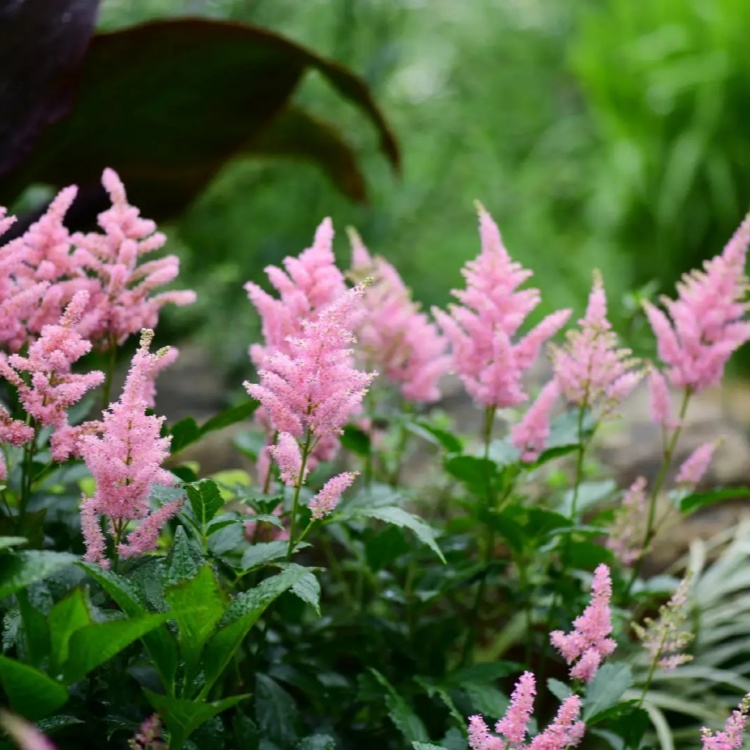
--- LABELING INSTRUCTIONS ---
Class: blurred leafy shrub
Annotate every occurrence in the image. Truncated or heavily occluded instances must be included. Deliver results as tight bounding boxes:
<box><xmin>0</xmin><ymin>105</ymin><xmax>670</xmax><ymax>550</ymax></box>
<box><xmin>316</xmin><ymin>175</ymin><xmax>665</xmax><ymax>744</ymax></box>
<box><xmin>571</xmin><ymin>0</ymin><xmax>750</xmax><ymax>288</ymax></box>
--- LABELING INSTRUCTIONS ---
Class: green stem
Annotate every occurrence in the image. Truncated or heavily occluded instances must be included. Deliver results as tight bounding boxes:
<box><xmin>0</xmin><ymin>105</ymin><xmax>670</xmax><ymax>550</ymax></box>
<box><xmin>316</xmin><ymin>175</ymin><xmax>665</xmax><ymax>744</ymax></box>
<box><xmin>287</xmin><ymin>430</ymin><xmax>313</xmax><ymax>561</ymax></box>
<box><xmin>262</xmin><ymin>430</ymin><xmax>279</xmax><ymax>495</ymax></box>
<box><xmin>626</xmin><ymin>388</ymin><xmax>691</xmax><ymax>594</ymax></box>
<box><xmin>19</xmin><ymin>424</ymin><xmax>38</xmax><ymax>516</ymax></box>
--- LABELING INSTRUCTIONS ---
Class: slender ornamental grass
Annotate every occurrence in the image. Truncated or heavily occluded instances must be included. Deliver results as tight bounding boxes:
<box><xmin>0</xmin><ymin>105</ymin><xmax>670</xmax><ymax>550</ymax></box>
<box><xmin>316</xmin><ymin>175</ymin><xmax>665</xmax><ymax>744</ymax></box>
<box><xmin>433</xmin><ymin>204</ymin><xmax>571</xmax><ymax>410</ymax></box>
<box><xmin>79</xmin><ymin>330</ymin><xmax>181</xmax><ymax>567</ymax></box>
<box><xmin>349</xmin><ymin>228</ymin><xmax>450</xmax><ymax>403</ymax></box>
<box><xmin>550</xmin><ymin>564</ymin><xmax>616</xmax><ymax>682</ymax></box>
<box><xmin>645</xmin><ymin>216</ymin><xmax>750</xmax><ymax>394</ymax></box>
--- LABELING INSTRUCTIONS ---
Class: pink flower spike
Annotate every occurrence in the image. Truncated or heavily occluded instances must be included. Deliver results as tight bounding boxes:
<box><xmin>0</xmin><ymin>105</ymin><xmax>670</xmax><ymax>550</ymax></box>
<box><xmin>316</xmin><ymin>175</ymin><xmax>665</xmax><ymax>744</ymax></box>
<box><xmin>528</xmin><ymin>695</ymin><xmax>585</xmax><ymax>750</ymax></box>
<box><xmin>309</xmin><ymin>471</ymin><xmax>359</xmax><ymax>520</ymax></box>
<box><xmin>349</xmin><ymin>228</ymin><xmax>450</xmax><ymax>403</ymax></box>
<box><xmin>511</xmin><ymin>380</ymin><xmax>559</xmax><ymax>462</ymax></box>
<box><xmin>550</xmin><ymin>564</ymin><xmax>616</xmax><ymax>682</ymax></box>
<box><xmin>433</xmin><ymin>204</ymin><xmax>571</xmax><ymax>409</ymax></box>
<box><xmin>646</xmin><ymin>216</ymin><xmax>750</xmax><ymax>393</ymax></box>
<box><xmin>701</xmin><ymin>695</ymin><xmax>750</xmax><ymax>750</ymax></box>
<box><xmin>467</xmin><ymin>715</ymin><xmax>504</xmax><ymax>750</ymax></box>
<box><xmin>648</xmin><ymin>369</ymin><xmax>676</xmax><ymax>429</ymax></box>
<box><xmin>494</xmin><ymin>670</ymin><xmax>536</xmax><ymax>745</ymax></box>
<box><xmin>551</xmin><ymin>271</ymin><xmax>642</xmax><ymax>418</ymax></box>
<box><xmin>676</xmin><ymin>441</ymin><xmax>719</xmax><ymax>486</ymax></box>
<box><xmin>268</xmin><ymin>432</ymin><xmax>305</xmax><ymax>486</ymax></box>
<box><xmin>607</xmin><ymin>476</ymin><xmax>648</xmax><ymax>566</ymax></box>
<box><xmin>118</xmin><ymin>498</ymin><xmax>182</xmax><ymax>559</ymax></box>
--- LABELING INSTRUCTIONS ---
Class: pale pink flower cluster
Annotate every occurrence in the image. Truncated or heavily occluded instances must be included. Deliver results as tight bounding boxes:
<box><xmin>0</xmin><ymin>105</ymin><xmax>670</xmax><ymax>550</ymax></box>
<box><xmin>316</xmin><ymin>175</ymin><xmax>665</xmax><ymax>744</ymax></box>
<box><xmin>245</xmin><ymin>218</ymin><xmax>346</xmax><ymax>368</ymax></box>
<box><xmin>510</xmin><ymin>380</ymin><xmax>559</xmax><ymax>462</ymax></box>
<box><xmin>676</xmin><ymin>441</ymin><xmax>719</xmax><ymax>486</ymax></box>
<box><xmin>0</xmin><ymin>170</ymin><xmax>195</xmax><ymax>353</ymax></box>
<box><xmin>0</xmin><ymin>408</ymin><xmax>35</xmax><ymax>480</ymax></box>
<box><xmin>647</xmin><ymin>369</ymin><xmax>678</xmax><ymax>429</ymax></box>
<box><xmin>79</xmin><ymin>330</ymin><xmax>181</xmax><ymax>567</ymax></box>
<box><xmin>606</xmin><ymin>477</ymin><xmax>648</xmax><ymax>566</ymax></box>
<box><xmin>468</xmin><ymin>671</ymin><xmax>585</xmax><ymax>750</ymax></box>
<box><xmin>129</xmin><ymin>713</ymin><xmax>166</xmax><ymax>750</ymax></box>
<box><xmin>0</xmin><ymin>710</ymin><xmax>56</xmax><ymax>750</ymax></box>
<box><xmin>701</xmin><ymin>695</ymin><xmax>750</xmax><ymax>750</ymax></box>
<box><xmin>245</xmin><ymin>284</ymin><xmax>377</xmax><ymax>457</ymax></box>
<box><xmin>645</xmin><ymin>217</ymin><xmax>750</xmax><ymax>393</ymax></box>
<box><xmin>433</xmin><ymin>205</ymin><xmax>571</xmax><ymax>409</ymax></box>
<box><xmin>309</xmin><ymin>471</ymin><xmax>359</xmax><ymax>520</ymax></box>
<box><xmin>633</xmin><ymin>576</ymin><xmax>694</xmax><ymax>671</ymax></box>
<box><xmin>0</xmin><ymin>292</ymin><xmax>104</xmax><ymax>454</ymax></box>
<box><xmin>551</xmin><ymin>271</ymin><xmax>642</xmax><ymax>416</ymax></box>
<box><xmin>349</xmin><ymin>229</ymin><xmax>450</xmax><ymax>403</ymax></box>
<box><xmin>550</xmin><ymin>564</ymin><xmax>617</xmax><ymax>682</ymax></box>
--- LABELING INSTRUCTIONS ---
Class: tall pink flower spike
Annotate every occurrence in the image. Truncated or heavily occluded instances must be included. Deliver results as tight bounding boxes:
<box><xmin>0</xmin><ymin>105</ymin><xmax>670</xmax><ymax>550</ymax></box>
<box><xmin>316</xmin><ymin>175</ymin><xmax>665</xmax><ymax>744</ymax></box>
<box><xmin>349</xmin><ymin>228</ymin><xmax>450</xmax><ymax>403</ymax></box>
<box><xmin>79</xmin><ymin>330</ymin><xmax>181</xmax><ymax>568</ymax></box>
<box><xmin>433</xmin><ymin>203</ymin><xmax>571</xmax><ymax>409</ymax></box>
<box><xmin>550</xmin><ymin>563</ymin><xmax>616</xmax><ymax>682</ymax></box>
<box><xmin>645</xmin><ymin>216</ymin><xmax>750</xmax><ymax>393</ymax></box>
<box><xmin>72</xmin><ymin>168</ymin><xmax>196</xmax><ymax>349</ymax></box>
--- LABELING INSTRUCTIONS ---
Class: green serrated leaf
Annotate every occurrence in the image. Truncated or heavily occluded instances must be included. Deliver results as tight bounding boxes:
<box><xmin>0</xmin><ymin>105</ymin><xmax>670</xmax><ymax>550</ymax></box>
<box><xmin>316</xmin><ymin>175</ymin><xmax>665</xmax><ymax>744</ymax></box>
<box><xmin>412</xmin><ymin>744</ymin><xmax>448</xmax><ymax>750</ymax></box>
<box><xmin>186</xmin><ymin>479</ymin><xmax>224</xmax><ymax>528</ymax></box>
<box><xmin>405</xmin><ymin>420</ymin><xmax>463</xmax><ymax>454</ymax></box>
<box><xmin>444</xmin><ymin>455</ymin><xmax>497</xmax><ymax>496</ymax></box>
<box><xmin>77</xmin><ymin>562</ymin><xmax>178</xmax><ymax>691</ymax></box>
<box><xmin>256</xmin><ymin>673</ymin><xmax>299</xmax><ymax>748</ymax></box>
<box><xmin>201</xmin><ymin>564</ymin><xmax>311</xmax><ymax>694</ymax></box>
<box><xmin>444</xmin><ymin>661</ymin><xmax>521</xmax><ymax>687</ymax></box>
<box><xmin>0</xmin><ymin>656</ymin><xmax>68</xmax><ymax>720</ymax></box>
<box><xmin>369</xmin><ymin>668</ymin><xmax>429</xmax><ymax>742</ymax></box>
<box><xmin>241</xmin><ymin>541</ymin><xmax>289</xmax><ymax>571</ymax></box>
<box><xmin>233</xmin><ymin>712</ymin><xmax>260</xmax><ymax>750</ymax></box>
<box><xmin>583</xmin><ymin>663</ymin><xmax>633</xmax><ymax>722</ymax></box>
<box><xmin>165</xmin><ymin>526</ymin><xmax>201</xmax><ymax>586</ymax></box>
<box><xmin>341</xmin><ymin>424</ymin><xmax>371</xmax><ymax>457</ymax></box>
<box><xmin>145</xmin><ymin>688</ymin><xmax>248</xmax><ymax>750</ymax></box>
<box><xmin>62</xmin><ymin>613</ymin><xmax>171</xmax><ymax>684</ymax></box>
<box><xmin>168</xmin><ymin>417</ymin><xmax>202</xmax><ymax>455</ymax></box>
<box><xmin>291</xmin><ymin>571</ymin><xmax>321</xmax><ymax>616</ymax></box>
<box><xmin>16</xmin><ymin>589</ymin><xmax>49</xmax><ymax>669</ymax></box>
<box><xmin>201</xmin><ymin>401</ymin><xmax>258</xmax><ymax>434</ymax></box>
<box><xmin>0</xmin><ymin>550</ymin><xmax>77</xmax><ymax>598</ymax></box>
<box><xmin>165</xmin><ymin>565</ymin><xmax>225</xmax><ymax>689</ymax></box>
<box><xmin>48</xmin><ymin>588</ymin><xmax>91</xmax><ymax>675</ymax></box>
<box><xmin>297</xmin><ymin>735</ymin><xmax>336</xmax><ymax>750</ymax></box>
<box><xmin>346</xmin><ymin>506</ymin><xmax>445</xmax><ymax>563</ymax></box>
<box><xmin>0</xmin><ymin>537</ymin><xmax>28</xmax><ymax>550</ymax></box>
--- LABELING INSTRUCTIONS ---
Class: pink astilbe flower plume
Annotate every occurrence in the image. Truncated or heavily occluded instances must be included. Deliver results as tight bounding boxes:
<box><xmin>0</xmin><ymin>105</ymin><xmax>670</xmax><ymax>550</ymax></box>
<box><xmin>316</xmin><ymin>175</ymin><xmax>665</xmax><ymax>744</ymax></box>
<box><xmin>607</xmin><ymin>476</ymin><xmax>648</xmax><ymax>566</ymax></box>
<box><xmin>648</xmin><ymin>368</ymin><xmax>678</xmax><ymax>429</ymax></box>
<box><xmin>245</xmin><ymin>218</ymin><xmax>347</xmax><ymax>367</ymax></box>
<box><xmin>645</xmin><ymin>216</ymin><xmax>750</xmax><ymax>393</ymax></box>
<box><xmin>348</xmin><ymin>228</ymin><xmax>450</xmax><ymax>403</ymax></box>
<box><xmin>129</xmin><ymin>714</ymin><xmax>166</xmax><ymax>750</ymax></box>
<box><xmin>676</xmin><ymin>440</ymin><xmax>719</xmax><ymax>486</ymax></box>
<box><xmin>79</xmin><ymin>330</ymin><xmax>182</xmax><ymax>568</ymax></box>
<box><xmin>309</xmin><ymin>471</ymin><xmax>359</xmax><ymax>520</ymax></box>
<box><xmin>701</xmin><ymin>695</ymin><xmax>750</xmax><ymax>750</ymax></box>
<box><xmin>433</xmin><ymin>204</ymin><xmax>571</xmax><ymax>409</ymax></box>
<box><xmin>550</xmin><ymin>564</ymin><xmax>616</xmax><ymax>682</ymax></box>
<box><xmin>551</xmin><ymin>271</ymin><xmax>642</xmax><ymax>418</ymax></box>
<box><xmin>71</xmin><ymin>169</ymin><xmax>196</xmax><ymax>349</ymax></box>
<box><xmin>245</xmin><ymin>284</ymin><xmax>377</xmax><ymax>463</ymax></box>
<box><xmin>467</xmin><ymin>671</ymin><xmax>585</xmax><ymax>750</ymax></box>
<box><xmin>0</xmin><ymin>710</ymin><xmax>56</xmax><ymax>750</ymax></box>
<box><xmin>511</xmin><ymin>380</ymin><xmax>559</xmax><ymax>462</ymax></box>
<box><xmin>268</xmin><ymin>432</ymin><xmax>305</xmax><ymax>487</ymax></box>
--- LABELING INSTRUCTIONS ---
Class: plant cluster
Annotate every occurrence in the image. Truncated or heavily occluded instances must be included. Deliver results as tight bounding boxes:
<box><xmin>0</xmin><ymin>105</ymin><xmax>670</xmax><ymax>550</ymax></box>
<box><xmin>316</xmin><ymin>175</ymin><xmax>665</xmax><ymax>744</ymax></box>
<box><xmin>1</xmin><ymin>172</ymin><xmax>750</xmax><ymax>750</ymax></box>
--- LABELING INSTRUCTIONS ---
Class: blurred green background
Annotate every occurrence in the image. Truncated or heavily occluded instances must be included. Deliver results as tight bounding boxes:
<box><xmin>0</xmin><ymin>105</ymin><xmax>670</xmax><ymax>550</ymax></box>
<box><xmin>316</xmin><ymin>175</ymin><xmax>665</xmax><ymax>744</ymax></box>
<box><xmin>97</xmin><ymin>0</ymin><xmax>750</xmax><ymax>368</ymax></box>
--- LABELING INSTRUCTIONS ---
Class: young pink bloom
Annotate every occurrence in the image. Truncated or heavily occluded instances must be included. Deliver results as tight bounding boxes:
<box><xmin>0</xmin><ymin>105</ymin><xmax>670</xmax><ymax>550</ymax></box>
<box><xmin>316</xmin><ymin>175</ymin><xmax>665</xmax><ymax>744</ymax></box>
<box><xmin>79</xmin><ymin>330</ymin><xmax>181</xmax><ymax>566</ymax></box>
<box><xmin>245</xmin><ymin>218</ymin><xmax>347</xmax><ymax>367</ymax></box>
<box><xmin>606</xmin><ymin>476</ymin><xmax>648</xmax><ymax>566</ymax></box>
<box><xmin>245</xmin><ymin>285</ymin><xmax>377</xmax><ymax>451</ymax></box>
<box><xmin>648</xmin><ymin>369</ymin><xmax>677</xmax><ymax>429</ymax></box>
<box><xmin>433</xmin><ymin>205</ymin><xmax>571</xmax><ymax>409</ymax></box>
<box><xmin>129</xmin><ymin>713</ymin><xmax>166</xmax><ymax>750</ymax></box>
<box><xmin>551</xmin><ymin>271</ymin><xmax>642</xmax><ymax>417</ymax></box>
<box><xmin>468</xmin><ymin>715</ymin><xmax>504</xmax><ymax>750</ymax></box>
<box><xmin>510</xmin><ymin>380</ymin><xmax>559</xmax><ymax>462</ymax></box>
<box><xmin>550</xmin><ymin>564</ymin><xmax>616</xmax><ymax>682</ymax></box>
<box><xmin>645</xmin><ymin>217</ymin><xmax>750</xmax><ymax>393</ymax></box>
<box><xmin>0</xmin><ymin>292</ymin><xmax>104</xmax><ymax>431</ymax></box>
<box><xmin>495</xmin><ymin>671</ymin><xmax>536</xmax><ymax>745</ymax></box>
<box><xmin>676</xmin><ymin>441</ymin><xmax>719</xmax><ymax>486</ymax></box>
<box><xmin>71</xmin><ymin>168</ymin><xmax>196</xmax><ymax>349</ymax></box>
<box><xmin>701</xmin><ymin>695</ymin><xmax>750</xmax><ymax>750</ymax></box>
<box><xmin>309</xmin><ymin>471</ymin><xmax>359</xmax><ymax>520</ymax></box>
<box><xmin>528</xmin><ymin>695</ymin><xmax>585</xmax><ymax>750</ymax></box>
<box><xmin>349</xmin><ymin>229</ymin><xmax>450</xmax><ymax>403</ymax></box>
<box><xmin>0</xmin><ymin>710</ymin><xmax>56</xmax><ymax>750</ymax></box>
<box><xmin>268</xmin><ymin>432</ymin><xmax>306</xmax><ymax>486</ymax></box>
